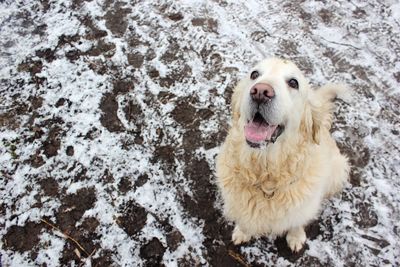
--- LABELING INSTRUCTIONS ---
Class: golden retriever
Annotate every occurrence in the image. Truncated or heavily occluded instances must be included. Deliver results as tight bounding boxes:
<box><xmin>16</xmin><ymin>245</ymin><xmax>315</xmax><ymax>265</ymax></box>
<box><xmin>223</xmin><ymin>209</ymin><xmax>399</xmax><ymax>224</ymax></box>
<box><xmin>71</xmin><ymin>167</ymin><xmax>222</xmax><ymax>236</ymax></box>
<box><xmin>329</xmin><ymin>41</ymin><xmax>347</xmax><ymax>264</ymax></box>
<box><xmin>216</xmin><ymin>58</ymin><xmax>350</xmax><ymax>252</ymax></box>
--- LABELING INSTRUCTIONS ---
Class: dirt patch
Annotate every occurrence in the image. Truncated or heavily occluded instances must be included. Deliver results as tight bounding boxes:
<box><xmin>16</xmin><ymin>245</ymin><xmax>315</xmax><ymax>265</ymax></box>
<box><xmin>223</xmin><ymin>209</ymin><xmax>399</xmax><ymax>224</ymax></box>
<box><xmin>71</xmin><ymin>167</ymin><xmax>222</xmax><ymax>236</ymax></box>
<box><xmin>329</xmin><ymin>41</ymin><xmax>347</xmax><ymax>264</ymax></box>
<box><xmin>69</xmin><ymin>163</ymin><xmax>89</xmax><ymax>182</ymax></box>
<box><xmin>168</xmin><ymin>13</ymin><xmax>184</xmax><ymax>21</ymax></box>
<box><xmin>298</xmin><ymin>256</ymin><xmax>325</xmax><ymax>267</ymax></box>
<box><xmin>56</xmin><ymin>187</ymin><xmax>96</xmax><ymax>234</ymax></box>
<box><xmin>2</xmin><ymin>94</ymin><xmax>43</xmax><ymax>129</ymax></box>
<box><xmin>104</xmin><ymin>3</ymin><xmax>132</xmax><ymax>37</ymax></box>
<box><xmin>160</xmin><ymin>39</ymin><xmax>184</xmax><ymax>64</ymax></box>
<box><xmin>99</xmin><ymin>92</ymin><xmax>125</xmax><ymax>132</ymax></box>
<box><xmin>81</xmin><ymin>16</ymin><xmax>108</xmax><ymax>40</ymax></box>
<box><xmin>79</xmin><ymin>216</ymin><xmax>100</xmax><ymax>235</ymax></box>
<box><xmin>191</xmin><ymin>18</ymin><xmax>218</xmax><ymax>33</ymax></box>
<box><xmin>174</xmin><ymin>103</ymin><xmax>220</xmax><ymax>150</ymax></box>
<box><xmin>134</xmin><ymin>173</ymin><xmax>149</xmax><ymax>189</ymax></box>
<box><xmin>118</xmin><ymin>177</ymin><xmax>133</xmax><ymax>193</ymax></box>
<box><xmin>354</xmin><ymin>202</ymin><xmax>378</xmax><ymax>229</ymax></box>
<box><xmin>204</xmin><ymin>129</ymin><xmax>227</xmax><ymax>149</ymax></box>
<box><xmin>182</xmin><ymin>129</ymin><xmax>203</xmax><ymax>151</ymax></box>
<box><xmin>59</xmin><ymin>216</ymin><xmax>101</xmax><ymax>265</ymax></box>
<box><xmin>171</xmin><ymin>97</ymin><xmax>198</xmax><ymax>126</ymax></box>
<box><xmin>180</xmin><ymin>157</ymin><xmax>243</xmax><ymax>265</ymax></box>
<box><xmin>128</xmin><ymin>33</ymin><xmax>150</xmax><ymax>48</ymax></box>
<box><xmin>17</xmin><ymin>59</ymin><xmax>46</xmax><ymax>86</ymax></box>
<box><xmin>92</xmin><ymin>249</ymin><xmax>115</xmax><ymax>266</ymax></box>
<box><xmin>140</xmin><ymin>238</ymin><xmax>166</xmax><ymax>266</ymax></box>
<box><xmin>361</xmin><ymin>234</ymin><xmax>389</xmax><ymax>251</ymax></box>
<box><xmin>181</xmin><ymin>157</ymin><xmax>214</xmax><ymax>217</ymax></box>
<box><xmin>117</xmin><ymin>200</ymin><xmax>147</xmax><ymax>236</ymax></box>
<box><xmin>3</xmin><ymin>222</ymin><xmax>43</xmax><ymax>253</ymax></box>
<box><xmin>42</xmin><ymin>126</ymin><xmax>63</xmax><ymax>158</ymax></box>
<box><xmin>39</xmin><ymin>177</ymin><xmax>59</xmax><ymax>196</ymax></box>
<box><xmin>102</xmin><ymin>169</ymin><xmax>115</xmax><ymax>184</ymax></box>
<box><xmin>55</xmin><ymin>98</ymin><xmax>72</xmax><ymax>108</ymax></box>
<box><xmin>123</xmin><ymin>98</ymin><xmax>142</xmax><ymax>126</ymax></box>
<box><xmin>87</xmin><ymin>39</ymin><xmax>116</xmax><ymax>57</ymax></box>
<box><xmin>323</xmin><ymin>49</ymin><xmax>353</xmax><ymax>74</ymax></box>
<box><xmin>128</xmin><ymin>52</ymin><xmax>144</xmax><ymax>68</ymax></box>
<box><xmin>113</xmin><ymin>79</ymin><xmax>134</xmax><ymax>94</ymax></box>
<box><xmin>157</xmin><ymin>91</ymin><xmax>176</xmax><ymax>104</ymax></box>
<box><xmin>147</xmin><ymin>68</ymin><xmax>160</xmax><ymax>79</ymax></box>
<box><xmin>65</xmin><ymin>49</ymin><xmax>82</xmax><ymax>61</ymax></box>
<box><xmin>145</xmin><ymin>48</ymin><xmax>156</xmax><ymax>61</ymax></box>
<box><xmin>352</xmin><ymin>7</ymin><xmax>367</xmax><ymax>18</ymax></box>
<box><xmin>337</xmin><ymin>139</ymin><xmax>370</xmax><ymax>186</ymax></box>
<box><xmin>251</xmin><ymin>30</ymin><xmax>269</xmax><ymax>42</ymax></box>
<box><xmin>29</xmin><ymin>151</ymin><xmax>45</xmax><ymax>168</ymax></box>
<box><xmin>279</xmin><ymin>39</ymin><xmax>299</xmax><ymax>56</ymax></box>
<box><xmin>88</xmin><ymin>59</ymin><xmax>108</xmax><ymax>75</ymax></box>
<box><xmin>29</xmin><ymin>96</ymin><xmax>44</xmax><ymax>110</ymax></box>
<box><xmin>166</xmin><ymin>229</ymin><xmax>184</xmax><ymax>251</ymax></box>
<box><xmin>160</xmin><ymin>64</ymin><xmax>192</xmax><ymax>88</ymax></box>
<box><xmin>154</xmin><ymin>38</ymin><xmax>193</xmax><ymax>87</ymax></box>
<box><xmin>274</xmin><ymin>236</ymin><xmax>307</xmax><ymax>262</ymax></box>
<box><xmin>71</xmin><ymin>0</ymin><xmax>91</xmax><ymax>9</ymax></box>
<box><xmin>318</xmin><ymin>8</ymin><xmax>334</xmax><ymax>24</ymax></box>
<box><xmin>35</xmin><ymin>48</ymin><xmax>56</xmax><ymax>62</ymax></box>
<box><xmin>151</xmin><ymin>145</ymin><xmax>176</xmax><ymax>171</ymax></box>
<box><xmin>66</xmin><ymin>145</ymin><xmax>74</xmax><ymax>156</ymax></box>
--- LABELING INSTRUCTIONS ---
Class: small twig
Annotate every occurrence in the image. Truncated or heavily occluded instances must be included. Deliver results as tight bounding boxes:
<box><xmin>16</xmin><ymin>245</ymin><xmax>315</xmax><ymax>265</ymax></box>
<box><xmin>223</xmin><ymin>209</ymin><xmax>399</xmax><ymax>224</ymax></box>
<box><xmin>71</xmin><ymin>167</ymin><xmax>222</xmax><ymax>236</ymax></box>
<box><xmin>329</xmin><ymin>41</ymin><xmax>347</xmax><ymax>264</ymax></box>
<box><xmin>41</xmin><ymin>219</ymin><xmax>91</xmax><ymax>257</ymax></box>
<box><xmin>228</xmin><ymin>250</ymin><xmax>251</xmax><ymax>267</ymax></box>
<box><xmin>88</xmin><ymin>248</ymin><xmax>97</xmax><ymax>257</ymax></box>
<box><xmin>320</xmin><ymin>36</ymin><xmax>361</xmax><ymax>50</ymax></box>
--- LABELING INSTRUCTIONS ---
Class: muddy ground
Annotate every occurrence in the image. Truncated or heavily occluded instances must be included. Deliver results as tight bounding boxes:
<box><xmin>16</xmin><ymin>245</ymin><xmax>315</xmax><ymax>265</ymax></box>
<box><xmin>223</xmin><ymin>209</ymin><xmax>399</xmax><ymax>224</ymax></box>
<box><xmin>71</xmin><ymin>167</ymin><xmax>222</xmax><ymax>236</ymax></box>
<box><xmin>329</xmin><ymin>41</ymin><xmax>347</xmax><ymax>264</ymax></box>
<box><xmin>1</xmin><ymin>0</ymin><xmax>399</xmax><ymax>266</ymax></box>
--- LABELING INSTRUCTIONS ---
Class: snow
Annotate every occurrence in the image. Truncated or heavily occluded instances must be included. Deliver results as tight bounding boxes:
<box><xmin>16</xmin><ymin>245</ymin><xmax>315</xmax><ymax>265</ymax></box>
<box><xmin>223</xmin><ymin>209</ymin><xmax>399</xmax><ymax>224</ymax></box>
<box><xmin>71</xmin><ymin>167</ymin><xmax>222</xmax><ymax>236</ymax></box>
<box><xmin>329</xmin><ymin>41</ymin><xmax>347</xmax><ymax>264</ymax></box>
<box><xmin>0</xmin><ymin>0</ymin><xmax>399</xmax><ymax>266</ymax></box>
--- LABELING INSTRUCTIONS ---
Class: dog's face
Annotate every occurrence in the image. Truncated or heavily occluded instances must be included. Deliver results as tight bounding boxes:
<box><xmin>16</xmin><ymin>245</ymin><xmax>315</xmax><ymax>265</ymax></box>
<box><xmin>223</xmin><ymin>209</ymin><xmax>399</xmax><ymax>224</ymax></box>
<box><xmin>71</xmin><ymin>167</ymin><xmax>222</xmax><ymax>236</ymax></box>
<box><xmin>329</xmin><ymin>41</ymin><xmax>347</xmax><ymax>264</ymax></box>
<box><xmin>233</xmin><ymin>58</ymin><xmax>311</xmax><ymax>148</ymax></box>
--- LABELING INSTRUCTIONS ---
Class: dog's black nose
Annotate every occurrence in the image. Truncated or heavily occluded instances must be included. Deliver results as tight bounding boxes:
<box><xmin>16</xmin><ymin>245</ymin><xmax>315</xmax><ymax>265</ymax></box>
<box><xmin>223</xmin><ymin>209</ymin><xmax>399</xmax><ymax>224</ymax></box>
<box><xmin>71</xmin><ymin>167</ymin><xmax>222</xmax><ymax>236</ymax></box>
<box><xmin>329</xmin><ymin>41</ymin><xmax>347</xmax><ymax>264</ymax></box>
<box><xmin>250</xmin><ymin>83</ymin><xmax>275</xmax><ymax>103</ymax></box>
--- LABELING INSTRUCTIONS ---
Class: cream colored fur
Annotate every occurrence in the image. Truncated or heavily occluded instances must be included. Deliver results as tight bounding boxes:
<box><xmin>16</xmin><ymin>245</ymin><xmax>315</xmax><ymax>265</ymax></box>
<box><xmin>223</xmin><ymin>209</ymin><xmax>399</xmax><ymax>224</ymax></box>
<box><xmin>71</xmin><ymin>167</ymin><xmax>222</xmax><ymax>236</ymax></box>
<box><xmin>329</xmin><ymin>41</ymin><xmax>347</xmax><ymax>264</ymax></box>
<box><xmin>216</xmin><ymin>58</ymin><xmax>350</xmax><ymax>252</ymax></box>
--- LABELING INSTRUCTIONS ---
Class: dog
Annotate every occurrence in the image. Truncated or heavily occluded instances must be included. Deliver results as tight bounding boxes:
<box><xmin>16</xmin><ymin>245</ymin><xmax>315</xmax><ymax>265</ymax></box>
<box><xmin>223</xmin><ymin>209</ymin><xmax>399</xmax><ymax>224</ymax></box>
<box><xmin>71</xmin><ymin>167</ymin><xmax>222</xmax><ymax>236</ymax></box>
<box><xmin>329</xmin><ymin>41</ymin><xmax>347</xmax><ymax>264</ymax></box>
<box><xmin>216</xmin><ymin>58</ymin><xmax>350</xmax><ymax>252</ymax></box>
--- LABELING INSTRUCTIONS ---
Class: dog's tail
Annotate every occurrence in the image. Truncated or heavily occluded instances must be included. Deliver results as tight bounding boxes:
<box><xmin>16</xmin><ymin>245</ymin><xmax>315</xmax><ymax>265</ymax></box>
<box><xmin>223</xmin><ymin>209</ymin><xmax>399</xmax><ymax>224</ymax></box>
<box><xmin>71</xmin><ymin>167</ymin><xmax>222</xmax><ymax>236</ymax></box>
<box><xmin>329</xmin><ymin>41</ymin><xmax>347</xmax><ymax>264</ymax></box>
<box><xmin>317</xmin><ymin>83</ymin><xmax>352</xmax><ymax>103</ymax></box>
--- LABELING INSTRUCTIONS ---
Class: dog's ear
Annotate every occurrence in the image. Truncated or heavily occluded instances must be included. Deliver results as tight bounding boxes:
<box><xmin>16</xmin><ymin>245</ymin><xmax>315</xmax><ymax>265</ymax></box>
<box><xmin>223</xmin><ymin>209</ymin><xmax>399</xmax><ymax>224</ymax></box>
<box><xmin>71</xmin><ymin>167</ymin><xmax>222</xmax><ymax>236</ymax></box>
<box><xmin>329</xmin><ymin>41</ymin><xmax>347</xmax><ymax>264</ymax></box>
<box><xmin>231</xmin><ymin>80</ymin><xmax>246</xmax><ymax>122</ymax></box>
<box><xmin>302</xmin><ymin>104</ymin><xmax>322</xmax><ymax>144</ymax></box>
<box><xmin>302</xmin><ymin>88</ymin><xmax>336</xmax><ymax>144</ymax></box>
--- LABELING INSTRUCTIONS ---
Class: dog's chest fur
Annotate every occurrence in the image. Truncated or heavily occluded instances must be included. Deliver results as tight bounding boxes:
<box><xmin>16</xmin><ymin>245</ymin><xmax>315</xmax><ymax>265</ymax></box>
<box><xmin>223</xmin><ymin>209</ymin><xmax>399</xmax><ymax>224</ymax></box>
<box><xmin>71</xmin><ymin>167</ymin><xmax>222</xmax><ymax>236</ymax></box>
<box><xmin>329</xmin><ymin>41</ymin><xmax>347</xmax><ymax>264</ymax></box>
<box><xmin>217</xmin><ymin>139</ymin><xmax>325</xmax><ymax>236</ymax></box>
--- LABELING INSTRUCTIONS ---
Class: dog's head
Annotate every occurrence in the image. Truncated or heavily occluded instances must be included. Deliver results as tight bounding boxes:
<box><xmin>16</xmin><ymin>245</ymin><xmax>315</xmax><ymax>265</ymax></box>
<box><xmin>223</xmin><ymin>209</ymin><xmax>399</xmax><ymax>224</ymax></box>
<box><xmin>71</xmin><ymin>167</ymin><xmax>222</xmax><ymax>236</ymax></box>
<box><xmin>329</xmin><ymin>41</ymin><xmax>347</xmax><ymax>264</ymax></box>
<box><xmin>231</xmin><ymin>58</ymin><xmax>320</xmax><ymax>148</ymax></box>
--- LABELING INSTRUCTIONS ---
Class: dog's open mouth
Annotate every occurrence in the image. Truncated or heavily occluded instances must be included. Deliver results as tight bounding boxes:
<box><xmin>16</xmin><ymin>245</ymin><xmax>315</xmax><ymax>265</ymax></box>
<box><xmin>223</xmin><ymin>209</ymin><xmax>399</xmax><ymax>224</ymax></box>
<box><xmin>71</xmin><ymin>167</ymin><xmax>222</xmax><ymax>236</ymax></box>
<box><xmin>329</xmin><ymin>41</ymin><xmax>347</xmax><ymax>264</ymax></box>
<box><xmin>244</xmin><ymin>112</ymin><xmax>284</xmax><ymax>148</ymax></box>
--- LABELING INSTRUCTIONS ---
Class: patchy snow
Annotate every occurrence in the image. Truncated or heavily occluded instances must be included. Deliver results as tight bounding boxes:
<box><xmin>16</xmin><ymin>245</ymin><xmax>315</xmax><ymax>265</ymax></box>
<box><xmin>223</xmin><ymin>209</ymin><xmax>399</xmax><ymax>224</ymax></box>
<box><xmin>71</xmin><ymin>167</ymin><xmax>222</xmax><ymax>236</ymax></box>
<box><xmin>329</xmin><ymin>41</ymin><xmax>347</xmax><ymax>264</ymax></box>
<box><xmin>0</xmin><ymin>0</ymin><xmax>399</xmax><ymax>266</ymax></box>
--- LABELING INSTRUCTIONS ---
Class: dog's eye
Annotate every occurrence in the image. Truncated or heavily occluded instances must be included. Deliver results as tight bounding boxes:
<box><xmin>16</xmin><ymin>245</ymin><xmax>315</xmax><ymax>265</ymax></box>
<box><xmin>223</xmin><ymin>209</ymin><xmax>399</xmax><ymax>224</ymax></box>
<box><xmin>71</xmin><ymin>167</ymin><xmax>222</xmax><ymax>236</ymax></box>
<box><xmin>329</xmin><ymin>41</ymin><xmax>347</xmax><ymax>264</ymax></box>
<box><xmin>250</xmin><ymin>71</ymin><xmax>260</xmax><ymax>80</ymax></box>
<box><xmin>287</xmin><ymin>78</ymin><xmax>299</xmax><ymax>89</ymax></box>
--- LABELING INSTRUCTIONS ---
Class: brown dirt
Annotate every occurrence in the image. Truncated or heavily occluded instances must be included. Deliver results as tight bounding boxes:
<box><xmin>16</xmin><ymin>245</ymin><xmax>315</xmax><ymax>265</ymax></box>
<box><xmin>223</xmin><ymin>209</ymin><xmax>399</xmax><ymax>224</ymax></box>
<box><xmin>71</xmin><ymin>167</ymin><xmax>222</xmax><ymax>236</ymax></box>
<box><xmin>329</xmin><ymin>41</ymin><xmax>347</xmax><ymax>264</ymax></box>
<box><xmin>2</xmin><ymin>222</ymin><xmax>43</xmax><ymax>253</ymax></box>
<box><xmin>117</xmin><ymin>200</ymin><xmax>148</xmax><ymax>236</ymax></box>
<box><xmin>104</xmin><ymin>3</ymin><xmax>132</xmax><ymax>37</ymax></box>
<box><xmin>99</xmin><ymin>92</ymin><xmax>125</xmax><ymax>132</ymax></box>
<box><xmin>39</xmin><ymin>177</ymin><xmax>59</xmax><ymax>196</ymax></box>
<box><xmin>2</xmin><ymin>1</ymin><xmax>398</xmax><ymax>266</ymax></box>
<box><xmin>140</xmin><ymin>237</ymin><xmax>166</xmax><ymax>266</ymax></box>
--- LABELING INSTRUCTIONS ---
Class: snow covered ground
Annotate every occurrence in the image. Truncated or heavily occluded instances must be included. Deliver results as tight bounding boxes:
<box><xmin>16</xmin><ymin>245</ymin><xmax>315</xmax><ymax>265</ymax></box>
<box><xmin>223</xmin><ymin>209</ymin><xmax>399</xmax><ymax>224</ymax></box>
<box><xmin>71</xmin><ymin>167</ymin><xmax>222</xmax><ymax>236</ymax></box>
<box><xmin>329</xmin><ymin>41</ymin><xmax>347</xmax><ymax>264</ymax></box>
<box><xmin>0</xmin><ymin>0</ymin><xmax>399</xmax><ymax>266</ymax></box>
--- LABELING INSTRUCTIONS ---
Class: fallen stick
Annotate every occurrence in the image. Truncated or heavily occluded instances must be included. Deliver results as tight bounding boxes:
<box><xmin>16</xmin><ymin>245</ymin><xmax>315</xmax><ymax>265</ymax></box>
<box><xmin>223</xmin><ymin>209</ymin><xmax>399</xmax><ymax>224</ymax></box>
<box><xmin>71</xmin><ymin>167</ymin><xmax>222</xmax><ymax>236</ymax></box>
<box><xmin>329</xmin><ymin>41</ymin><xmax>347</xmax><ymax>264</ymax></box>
<box><xmin>228</xmin><ymin>249</ymin><xmax>251</xmax><ymax>267</ymax></box>
<box><xmin>40</xmin><ymin>218</ymin><xmax>91</xmax><ymax>257</ymax></box>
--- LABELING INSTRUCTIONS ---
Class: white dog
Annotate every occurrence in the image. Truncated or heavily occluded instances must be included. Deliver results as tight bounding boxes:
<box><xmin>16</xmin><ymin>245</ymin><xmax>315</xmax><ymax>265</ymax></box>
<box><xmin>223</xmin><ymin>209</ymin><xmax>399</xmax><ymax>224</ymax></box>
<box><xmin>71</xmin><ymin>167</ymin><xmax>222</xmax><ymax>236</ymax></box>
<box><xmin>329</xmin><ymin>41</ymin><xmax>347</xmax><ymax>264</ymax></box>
<box><xmin>216</xmin><ymin>58</ymin><xmax>350</xmax><ymax>251</ymax></box>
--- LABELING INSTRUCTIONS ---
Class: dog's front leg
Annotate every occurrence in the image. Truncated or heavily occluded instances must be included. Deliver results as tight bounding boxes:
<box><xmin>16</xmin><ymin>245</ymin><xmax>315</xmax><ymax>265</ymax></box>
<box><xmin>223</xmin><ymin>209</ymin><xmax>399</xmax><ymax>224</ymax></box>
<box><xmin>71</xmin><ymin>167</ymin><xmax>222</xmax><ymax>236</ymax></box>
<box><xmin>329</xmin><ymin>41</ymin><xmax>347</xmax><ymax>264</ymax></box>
<box><xmin>286</xmin><ymin>226</ymin><xmax>306</xmax><ymax>252</ymax></box>
<box><xmin>232</xmin><ymin>225</ymin><xmax>251</xmax><ymax>245</ymax></box>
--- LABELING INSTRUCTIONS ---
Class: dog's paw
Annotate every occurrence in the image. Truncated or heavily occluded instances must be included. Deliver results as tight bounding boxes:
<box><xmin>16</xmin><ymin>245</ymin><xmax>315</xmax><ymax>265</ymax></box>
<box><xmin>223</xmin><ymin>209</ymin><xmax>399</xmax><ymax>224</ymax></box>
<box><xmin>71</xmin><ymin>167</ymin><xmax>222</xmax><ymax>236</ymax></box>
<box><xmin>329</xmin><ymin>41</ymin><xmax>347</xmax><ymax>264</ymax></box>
<box><xmin>232</xmin><ymin>226</ymin><xmax>251</xmax><ymax>245</ymax></box>
<box><xmin>286</xmin><ymin>227</ymin><xmax>306</xmax><ymax>252</ymax></box>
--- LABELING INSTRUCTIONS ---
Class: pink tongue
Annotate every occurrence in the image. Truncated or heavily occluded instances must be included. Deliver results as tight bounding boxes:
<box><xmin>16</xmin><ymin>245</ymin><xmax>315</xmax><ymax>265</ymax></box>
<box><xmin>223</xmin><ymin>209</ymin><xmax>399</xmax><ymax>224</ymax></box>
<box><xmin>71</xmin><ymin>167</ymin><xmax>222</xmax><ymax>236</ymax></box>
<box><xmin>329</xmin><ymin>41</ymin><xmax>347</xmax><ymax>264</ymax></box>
<box><xmin>244</xmin><ymin>122</ymin><xmax>278</xmax><ymax>143</ymax></box>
